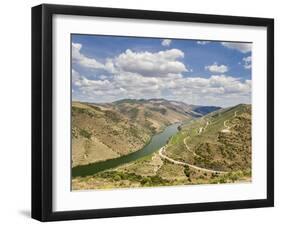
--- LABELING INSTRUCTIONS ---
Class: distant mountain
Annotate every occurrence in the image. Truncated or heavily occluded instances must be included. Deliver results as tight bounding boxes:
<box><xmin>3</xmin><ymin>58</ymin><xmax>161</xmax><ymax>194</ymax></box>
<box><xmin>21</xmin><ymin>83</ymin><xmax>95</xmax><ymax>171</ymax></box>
<box><xmin>111</xmin><ymin>98</ymin><xmax>193</xmax><ymax>133</ymax></box>
<box><xmin>112</xmin><ymin>98</ymin><xmax>220</xmax><ymax>117</ymax></box>
<box><xmin>71</xmin><ymin>98</ymin><xmax>221</xmax><ymax>167</ymax></box>
<box><xmin>192</xmin><ymin>106</ymin><xmax>221</xmax><ymax>116</ymax></box>
<box><xmin>111</xmin><ymin>99</ymin><xmax>222</xmax><ymax>131</ymax></box>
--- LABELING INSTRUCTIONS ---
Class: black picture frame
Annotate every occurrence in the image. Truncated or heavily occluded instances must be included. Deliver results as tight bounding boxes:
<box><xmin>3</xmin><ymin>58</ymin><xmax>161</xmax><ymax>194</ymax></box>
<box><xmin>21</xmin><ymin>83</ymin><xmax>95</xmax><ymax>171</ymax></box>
<box><xmin>32</xmin><ymin>3</ymin><xmax>274</xmax><ymax>222</ymax></box>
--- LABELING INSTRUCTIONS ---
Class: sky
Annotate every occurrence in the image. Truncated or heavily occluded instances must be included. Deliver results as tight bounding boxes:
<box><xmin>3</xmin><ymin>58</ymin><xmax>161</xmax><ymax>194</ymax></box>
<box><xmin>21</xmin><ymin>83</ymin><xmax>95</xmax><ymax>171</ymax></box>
<box><xmin>72</xmin><ymin>34</ymin><xmax>252</xmax><ymax>107</ymax></box>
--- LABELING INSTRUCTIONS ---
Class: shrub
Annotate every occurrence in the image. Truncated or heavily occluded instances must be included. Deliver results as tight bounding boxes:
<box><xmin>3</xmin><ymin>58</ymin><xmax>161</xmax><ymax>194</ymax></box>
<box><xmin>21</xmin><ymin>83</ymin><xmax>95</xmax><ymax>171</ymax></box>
<box><xmin>184</xmin><ymin>166</ymin><xmax>190</xmax><ymax>177</ymax></box>
<box><xmin>113</xmin><ymin>175</ymin><xmax>121</xmax><ymax>181</ymax></box>
<box><xmin>79</xmin><ymin>129</ymin><xmax>92</xmax><ymax>139</ymax></box>
<box><xmin>72</xmin><ymin>107</ymin><xmax>94</xmax><ymax>117</ymax></box>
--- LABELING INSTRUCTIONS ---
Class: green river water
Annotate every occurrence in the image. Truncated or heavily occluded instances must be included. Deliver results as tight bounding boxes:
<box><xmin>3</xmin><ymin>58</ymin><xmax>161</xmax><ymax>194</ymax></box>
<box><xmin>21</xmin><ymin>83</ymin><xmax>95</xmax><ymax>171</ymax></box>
<box><xmin>72</xmin><ymin>122</ymin><xmax>181</xmax><ymax>177</ymax></box>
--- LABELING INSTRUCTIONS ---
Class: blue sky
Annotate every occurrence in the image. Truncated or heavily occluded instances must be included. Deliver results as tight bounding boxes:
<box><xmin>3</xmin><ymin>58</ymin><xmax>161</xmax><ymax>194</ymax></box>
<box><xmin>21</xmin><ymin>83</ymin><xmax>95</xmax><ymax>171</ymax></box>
<box><xmin>72</xmin><ymin>34</ymin><xmax>252</xmax><ymax>107</ymax></box>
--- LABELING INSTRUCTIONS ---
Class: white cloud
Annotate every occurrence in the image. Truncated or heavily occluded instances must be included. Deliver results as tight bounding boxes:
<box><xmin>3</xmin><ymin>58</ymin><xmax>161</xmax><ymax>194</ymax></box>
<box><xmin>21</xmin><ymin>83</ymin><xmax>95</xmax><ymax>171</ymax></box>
<box><xmin>242</xmin><ymin>56</ymin><xmax>252</xmax><ymax>69</ymax></box>
<box><xmin>72</xmin><ymin>68</ymin><xmax>251</xmax><ymax>107</ymax></box>
<box><xmin>205</xmin><ymin>63</ymin><xmax>228</xmax><ymax>73</ymax></box>
<box><xmin>161</xmin><ymin>39</ymin><xmax>172</xmax><ymax>46</ymax></box>
<box><xmin>72</xmin><ymin>43</ymin><xmax>251</xmax><ymax>107</ymax></box>
<box><xmin>72</xmin><ymin>69</ymin><xmax>111</xmax><ymax>89</ymax></box>
<box><xmin>208</xmin><ymin>75</ymin><xmax>250</xmax><ymax>93</ymax></box>
<box><xmin>72</xmin><ymin>43</ymin><xmax>105</xmax><ymax>70</ymax></box>
<box><xmin>197</xmin><ymin>41</ymin><xmax>210</xmax><ymax>45</ymax></box>
<box><xmin>114</xmin><ymin>49</ymin><xmax>187</xmax><ymax>77</ymax></box>
<box><xmin>72</xmin><ymin>43</ymin><xmax>187</xmax><ymax>77</ymax></box>
<box><xmin>221</xmin><ymin>42</ymin><xmax>252</xmax><ymax>53</ymax></box>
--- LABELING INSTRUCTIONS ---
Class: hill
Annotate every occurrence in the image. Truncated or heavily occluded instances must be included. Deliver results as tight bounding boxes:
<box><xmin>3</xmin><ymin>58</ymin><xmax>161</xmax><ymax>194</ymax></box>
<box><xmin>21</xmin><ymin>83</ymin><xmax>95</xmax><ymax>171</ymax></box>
<box><xmin>192</xmin><ymin>106</ymin><xmax>221</xmax><ymax>115</ymax></box>
<box><xmin>72</xmin><ymin>104</ymin><xmax>252</xmax><ymax>190</ymax></box>
<box><xmin>165</xmin><ymin>104</ymin><xmax>251</xmax><ymax>172</ymax></box>
<box><xmin>111</xmin><ymin>99</ymin><xmax>193</xmax><ymax>133</ymax></box>
<box><xmin>71</xmin><ymin>99</ymin><xmax>220</xmax><ymax>167</ymax></box>
<box><xmin>72</xmin><ymin>102</ymin><xmax>152</xmax><ymax>167</ymax></box>
<box><xmin>109</xmin><ymin>98</ymin><xmax>220</xmax><ymax>132</ymax></box>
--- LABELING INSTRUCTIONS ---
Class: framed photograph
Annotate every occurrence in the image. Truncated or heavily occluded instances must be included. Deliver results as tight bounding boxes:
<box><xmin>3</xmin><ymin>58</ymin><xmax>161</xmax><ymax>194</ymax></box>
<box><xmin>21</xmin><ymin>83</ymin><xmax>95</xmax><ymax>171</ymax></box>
<box><xmin>32</xmin><ymin>4</ymin><xmax>274</xmax><ymax>221</ymax></box>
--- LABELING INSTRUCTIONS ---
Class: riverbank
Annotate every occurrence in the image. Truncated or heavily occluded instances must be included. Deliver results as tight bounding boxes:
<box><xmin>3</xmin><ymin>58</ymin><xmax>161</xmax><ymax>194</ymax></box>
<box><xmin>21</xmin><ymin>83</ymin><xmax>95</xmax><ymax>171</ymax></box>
<box><xmin>72</xmin><ymin>122</ymin><xmax>181</xmax><ymax>178</ymax></box>
<box><xmin>72</xmin><ymin>149</ymin><xmax>251</xmax><ymax>191</ymax></box>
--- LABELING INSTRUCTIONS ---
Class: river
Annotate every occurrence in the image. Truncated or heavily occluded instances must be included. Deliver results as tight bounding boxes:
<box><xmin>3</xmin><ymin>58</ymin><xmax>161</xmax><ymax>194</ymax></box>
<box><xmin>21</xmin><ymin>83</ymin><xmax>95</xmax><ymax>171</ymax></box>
<box><xmin>72</xmin><ymin>122</ymin><xmax>181</xmax><ymax>177</ymax></box>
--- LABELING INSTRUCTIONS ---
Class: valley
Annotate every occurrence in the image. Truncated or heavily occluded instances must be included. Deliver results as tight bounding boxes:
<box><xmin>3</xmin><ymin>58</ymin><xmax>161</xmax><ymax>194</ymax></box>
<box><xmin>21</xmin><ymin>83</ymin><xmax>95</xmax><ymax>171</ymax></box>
<box><xmin>72</xmin><ymin>99</ymin><xmax>251</xmax><ymax>190</ymax></box>
<box><xmin>71</xmin><ymin>99</ymin><xmax>218</xmax><ymax>167</ymax></box>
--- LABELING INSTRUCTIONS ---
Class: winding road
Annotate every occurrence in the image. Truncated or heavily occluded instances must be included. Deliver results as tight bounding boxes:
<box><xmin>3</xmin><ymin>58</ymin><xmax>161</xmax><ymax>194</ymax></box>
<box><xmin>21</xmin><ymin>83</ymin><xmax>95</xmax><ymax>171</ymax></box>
<box><xmin>198</xmin><ymin>121</ymin><xmax>209</xmax><ymax>135</ymax></box>
<box><xmin>224</xmin><ymin>120</ymin><xmax>229</xmax><ymax>128</ymax></box>
<box><xmin>222</xmin><ymin>111</ymin><xmax>238</xmax><ymax>132</ymax></box>
<box><xmin>183</xmin><ymin>137</ymin><xmax>201</xmax><ymax>158</ymax></box>
<box><xmin>159</xmin><ymin>146</ymin><xmax>227</xmax><ymax>174</ymax></box>
<box><xmin>158</xmin><ymin>110</ymin><xmax>240</xmax><ymax>175</ymax></box>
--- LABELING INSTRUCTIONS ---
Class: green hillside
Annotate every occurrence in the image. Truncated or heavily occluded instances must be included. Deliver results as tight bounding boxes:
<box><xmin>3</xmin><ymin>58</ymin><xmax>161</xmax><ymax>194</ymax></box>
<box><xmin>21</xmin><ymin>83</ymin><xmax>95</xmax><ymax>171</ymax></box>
<box><xmin>166</xmin><ymin>104</ymin><xmax>251</xmax><ymax>172</ymax></box>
